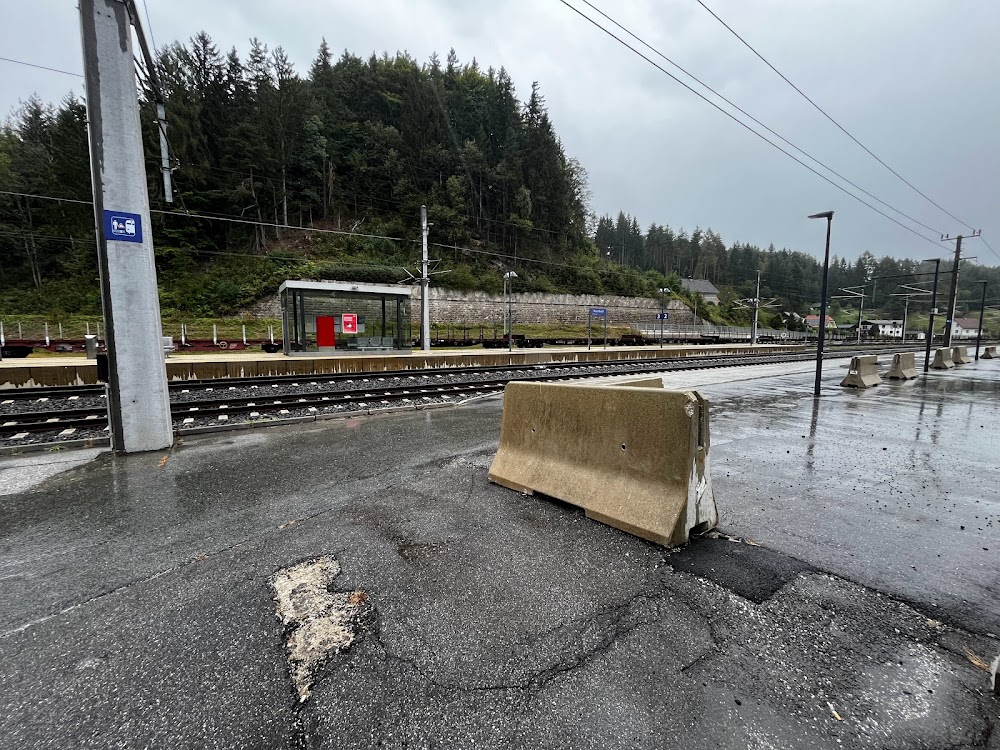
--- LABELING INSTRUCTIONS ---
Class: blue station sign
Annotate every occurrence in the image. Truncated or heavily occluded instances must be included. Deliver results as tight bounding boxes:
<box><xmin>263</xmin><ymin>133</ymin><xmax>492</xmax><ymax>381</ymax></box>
<box><xmin>589</xmin><ymin>307</ymin><xmax>607</xmax><ymax>317</ymax></box>
<box><xmin>103</xmin><ymin>210</ymin><xmax>143</xmax><ymax>243</ymax></box>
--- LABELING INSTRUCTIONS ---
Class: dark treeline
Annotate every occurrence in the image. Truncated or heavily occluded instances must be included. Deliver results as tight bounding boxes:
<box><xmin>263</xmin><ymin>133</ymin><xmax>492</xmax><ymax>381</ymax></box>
<box><xmin>0</xmin><ymin>32</ymin><xmax>996</xmax><ymax>320</ymax></box>
<box><xmin>1</xmin><ymin>34</ymin><xmax>619</xmax><ymax>316</ymax></box>
<box><xmin>594</xmin><ymin>211</ymin><xmax>1000</xmax><ymax>319</ymax></box>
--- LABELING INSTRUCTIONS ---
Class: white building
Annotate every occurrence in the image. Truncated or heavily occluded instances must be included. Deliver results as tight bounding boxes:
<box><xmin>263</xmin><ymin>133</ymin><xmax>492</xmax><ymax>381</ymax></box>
<box><xmin>950</xmin><ymin>317</ymin><xmax>981</xmax><ymax>340</ymax></box>
<box><xmin>679</xmin><ymin>279</ymin><xmax>721</xmax><ymax>305</ymax></box>
<box><xmin>864</xmin><ymin>319</ymin><xmax>903</xmax><ymax>338</ymax></box>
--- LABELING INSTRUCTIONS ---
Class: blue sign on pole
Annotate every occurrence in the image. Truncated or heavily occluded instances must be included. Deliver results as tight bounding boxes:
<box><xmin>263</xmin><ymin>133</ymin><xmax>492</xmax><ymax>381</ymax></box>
<box><xmin>589</xmin><ymin>307</ymin><xmax>607</xmax><ymax>317</ymax></box>
<box><xmin>656</xmin><ymin>312</ymin><xmax>670</xmax><ymax>320</ymax></box>
<box><xmin>102</xmin><ymin>209</ymin><xmax>143</xmax><ymax>243</ymax></box>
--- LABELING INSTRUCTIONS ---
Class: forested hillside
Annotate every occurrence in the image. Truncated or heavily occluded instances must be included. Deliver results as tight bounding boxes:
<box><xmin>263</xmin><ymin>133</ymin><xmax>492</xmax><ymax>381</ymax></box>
<box><xmin>0</xmin><ymin>32</ymin><xmax>996</xmax><ymax>322</ymax></box>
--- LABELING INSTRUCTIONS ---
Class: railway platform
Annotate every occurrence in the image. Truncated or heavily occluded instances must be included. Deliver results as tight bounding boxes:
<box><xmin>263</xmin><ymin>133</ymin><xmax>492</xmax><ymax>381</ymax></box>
<box><xmin>0</xmin><ymin>342</ymin><xmax>804</xmax><ymax>388</ymax></box>
<box><xmin>0</xmin><ymin>355</ymin><xmax>997</xmax><ymax>748</ymax></box>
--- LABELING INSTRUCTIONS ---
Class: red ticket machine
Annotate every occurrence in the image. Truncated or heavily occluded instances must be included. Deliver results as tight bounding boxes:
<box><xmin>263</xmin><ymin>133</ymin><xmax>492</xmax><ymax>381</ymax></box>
<box><xmin>316</xmin><ymin>315</ymin><xmax>336</xmax><ymax>348</ymax></box>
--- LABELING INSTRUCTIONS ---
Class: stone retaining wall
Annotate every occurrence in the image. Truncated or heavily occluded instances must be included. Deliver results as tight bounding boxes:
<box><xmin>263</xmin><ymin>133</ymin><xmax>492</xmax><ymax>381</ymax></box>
<box><xmin>247</xmin><ymin>288</ymin><xmax>696</xmax><ymax>327</ymax></box>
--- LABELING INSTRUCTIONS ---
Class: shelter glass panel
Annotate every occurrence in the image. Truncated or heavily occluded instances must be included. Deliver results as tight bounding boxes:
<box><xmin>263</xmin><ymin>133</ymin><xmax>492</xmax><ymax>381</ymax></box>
<box><xmin>281</xmin><ymin>285</ymin><xmax>411</xmax><ymax>355</ymax></box>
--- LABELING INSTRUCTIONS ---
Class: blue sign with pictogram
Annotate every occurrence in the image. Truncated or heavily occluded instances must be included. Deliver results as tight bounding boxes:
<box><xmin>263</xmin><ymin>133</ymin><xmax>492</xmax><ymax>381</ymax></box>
<box><xmin>102</xmin><ymin>210</ymin><xmax>143</xmax><ymax>243</ymax></box>
<box><xmin>589</xmin><ymin>307</ymin><xmax>607</xmax><ymax>317</ymax></box>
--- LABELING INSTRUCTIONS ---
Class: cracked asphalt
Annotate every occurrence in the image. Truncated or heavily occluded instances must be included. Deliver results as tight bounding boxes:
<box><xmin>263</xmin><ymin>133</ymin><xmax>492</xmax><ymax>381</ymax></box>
<box><xmin>0</xmin><ymin>358</ymin><xmax>997</xmax><ymax>749</ymax></box>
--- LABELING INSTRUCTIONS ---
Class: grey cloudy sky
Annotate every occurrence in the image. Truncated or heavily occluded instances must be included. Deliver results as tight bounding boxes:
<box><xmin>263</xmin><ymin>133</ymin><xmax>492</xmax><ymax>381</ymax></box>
<box><xmin>2</xmin><ymin>0</ymin><xmax>998</xmax><ymax>265</ymax></box>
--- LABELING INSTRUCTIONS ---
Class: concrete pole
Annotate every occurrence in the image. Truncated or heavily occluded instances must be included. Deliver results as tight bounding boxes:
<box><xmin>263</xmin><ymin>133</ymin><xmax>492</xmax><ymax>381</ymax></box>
<box><xmin>943</xmin><ymin>235</ymin><xmax>962</xmax><ymax>348</ymax></box>
<box><xmin>80</xmin><ymin>0</ymin><xmax>173</xmax><ymax>452</ymax></box>
<box><xmin>901</xmin><ymin>297</ymin><xmax>908</xmax><ymax>343</ymax></box>
<box><xmin>420</xmin><ymin>205</ymin><xmax>430</xmax><ymax>352</ymax></box>
<box><xmin>45</xmin><ymin>322</ymin><xmax>50</xmax><ymax>346</ymax></box>
<box><xmin>856</xmin><ymin>294</ymin><xmax>864</xmax><ymax>345</ymax></box>
<box><xmin>0</xmin><ymin>321</ymin><xmax>5</xmax><ymax>346</ymax></box>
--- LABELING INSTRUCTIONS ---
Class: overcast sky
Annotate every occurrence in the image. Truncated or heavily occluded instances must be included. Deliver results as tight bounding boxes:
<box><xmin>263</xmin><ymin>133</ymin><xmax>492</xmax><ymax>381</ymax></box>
<box><xmin>2</xmin><ymin>0</ymin><xmax>998</xmax><ymax>265</ymax></box>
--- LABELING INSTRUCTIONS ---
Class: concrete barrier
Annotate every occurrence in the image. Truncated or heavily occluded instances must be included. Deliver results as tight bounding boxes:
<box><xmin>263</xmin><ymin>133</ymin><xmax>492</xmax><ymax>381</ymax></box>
<box><xmin>840</xmin><ymin>355</ymin><xmax>882</xmax><ymax>388</ymax></box>
<box><xmin>931</xmin><ymin>348</ymin><xmax>954</xmax><ymax>370</ymax></box>
<box><xmin>886</xmin><ymin>352</ymin><xmax>918</xmax><ymax>380</ymax></box>
<box><xmin>611</xmin><ymin>377</ymin><xmax>663</xmax><ymax>388</ymax></box>
<box><xmin>983</xmin><ymin>346</ymin><xmax>997</xmax><ymax>359</ymax></box>
<box><xmin>952</xmin><ymin>346</ymin><xmax>972</xmax><ymax>365</ymax></box>
<box><xmin>488</xmin><ymin>381</ymin><xmax>717</xmax><ymax>547</ymax></box>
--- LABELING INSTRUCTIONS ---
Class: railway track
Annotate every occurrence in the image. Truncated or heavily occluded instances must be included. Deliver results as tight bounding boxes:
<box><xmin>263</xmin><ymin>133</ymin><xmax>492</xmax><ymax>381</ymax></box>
<box><xmin>1</xmin><ymin>341</ymin><xmax>935</xmax><ymax>402</ymax></box>
<box><xmin>0</xmin><ymin>345</ymin><xmax>928</xmax><ymax>443</ymax></box>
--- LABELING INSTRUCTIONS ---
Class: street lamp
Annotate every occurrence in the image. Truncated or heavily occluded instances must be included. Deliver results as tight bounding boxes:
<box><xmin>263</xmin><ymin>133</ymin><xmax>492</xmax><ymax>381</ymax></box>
<box><xmin>503</xmin><ymin>271</ymin><xmax>518</xmax><ymax>351</ymax></box>
<box><xmin>922</xmin><ymin>259</ymin><xmax>941</xmax><ymax>373</ymax></box>
<box><xmin>808</xmin><ymin>210</ymin><xmax>834</xmax><ymax>397</ymax></box>
<box><xmin>974</xmin><ymin>280</ymin><xmax>987</xmax><ymax>361</ymax></box>
<box><xmin>658</xmin><ymin>287</ymin><xmax>671</xmax><ymax>348</ymax></box>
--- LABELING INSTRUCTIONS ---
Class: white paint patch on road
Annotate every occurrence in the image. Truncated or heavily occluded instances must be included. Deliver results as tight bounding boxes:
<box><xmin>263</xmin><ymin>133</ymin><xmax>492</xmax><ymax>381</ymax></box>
<box><xmin>270</xmin><ymin>555</ymin><xmax>372</xmax><ymax>701</ymax></box>
<box><xmin>0</xmin><ymin>448</ymin><xmax>107</xmax><ymax>496</ymax></box>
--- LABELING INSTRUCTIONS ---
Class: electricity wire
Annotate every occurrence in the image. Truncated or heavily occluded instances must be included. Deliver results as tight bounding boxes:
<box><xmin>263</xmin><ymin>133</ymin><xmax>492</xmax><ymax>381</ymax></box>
<box><xmin>694</xmin><ymin>0</ymin><xmax>975</xmax><ymax>231</ymax></box>
<box><xmin>557</xmin><ymin>0</ymin><xmax>944</xmax><ymax>249</ymax></box>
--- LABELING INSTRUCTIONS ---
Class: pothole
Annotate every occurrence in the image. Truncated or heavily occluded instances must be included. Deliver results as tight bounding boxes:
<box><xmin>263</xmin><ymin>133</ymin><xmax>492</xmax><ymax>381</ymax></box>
<box><xmin>270</xmin><ymin>555</ymin><xmax>373</xmax><ymax>701</ymax></box>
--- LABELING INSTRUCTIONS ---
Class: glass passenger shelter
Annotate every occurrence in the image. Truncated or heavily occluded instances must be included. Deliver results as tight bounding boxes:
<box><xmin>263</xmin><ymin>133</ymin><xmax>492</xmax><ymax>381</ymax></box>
<box><xmin>279</xmin><ymin>280</ymin><xmax>412</xmax><ymax>355</ymax></box>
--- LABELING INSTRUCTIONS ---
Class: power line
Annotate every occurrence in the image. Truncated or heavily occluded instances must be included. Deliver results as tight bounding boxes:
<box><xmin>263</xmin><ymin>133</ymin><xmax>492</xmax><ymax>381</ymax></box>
<box><xmin>576</xmin><ymin>0</ymin><xmax>945</xmax><ymax>238</ymax></box>
<box><xmin>0</xmin><ymin>225</ymin><xmax>413</xmax><ymax>272</ymax></box>
<box><xmin>694</xmin><ymin>0</ymin><xmax>975</xmax><ymax>232</ymax></box>
<box><xmin>559</xmin><ymin>0</ymin><xmax>947</xmax><ymax>250</ymax></box>
<box><xmin>557</xmin><ymin>1</ymin><xmax>945</xmax><ymax>249</ymax></box>
<box><xmin>0</xmin><ymin>57</ymin><xmax>82</xmax><ymax>78</ymax></box>
<box><xmin>0</xmin><ymin>189</ymin><xmax>413</xmax><ymax>243</ymax></box>
<box><xmin>978</xmin><ymin>235</ymin><xmax>1000</xmax><ymax>264</ymax></box>
<box><xmin>150</xmin><ymin>207</ymin><xmax>411</xmax><ymax>242</ymax></box>
<box><xmin>140</xmin><ymin>0</ymin><xmax>158</xmax><ymax>52</ymax></box>
<box><xmin>0</xmin><ymin>190</ymin><xmax>91</xmax><ymax>205</ymax></box>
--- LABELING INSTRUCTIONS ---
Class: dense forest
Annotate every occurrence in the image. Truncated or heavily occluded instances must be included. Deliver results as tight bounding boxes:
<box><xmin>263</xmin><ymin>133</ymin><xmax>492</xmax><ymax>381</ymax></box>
<box><xmin>0</xmin><ymin>32</ymin><xmax>996</xmax><ymax>324</ymax></box>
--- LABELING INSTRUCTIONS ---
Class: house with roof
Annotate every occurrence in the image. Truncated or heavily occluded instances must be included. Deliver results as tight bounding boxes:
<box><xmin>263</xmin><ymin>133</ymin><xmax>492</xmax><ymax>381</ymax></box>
<box><xmin>805</xmin><ymin>314</ymin><xmax>836</xmax><ymax>330</ymax></box>
<box><xmin>863</xmin><ymin>319</ymin><xmax>903</xmax><ymax>338</ymax></box>
<box><xmin>950</xmin><ymin>317</ymin><xmax>981</xmax><ymax>340</ymax></box>
<box><xmin>679</xmin><ymin>279</ymin><xmax>720</xmax><ymax>305</ymax></box>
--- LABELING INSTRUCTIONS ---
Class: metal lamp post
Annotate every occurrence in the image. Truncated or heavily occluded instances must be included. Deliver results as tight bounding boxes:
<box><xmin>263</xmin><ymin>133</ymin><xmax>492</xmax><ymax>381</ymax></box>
<box><xmin>504</xmin><ymin>271</ymin><xmax>518</xmax><ymax>352</ymax></box>
<box><xmin>923</xmin><ymin>259</ymin><xmax>941</xmax><ymax>373</ymax></box>
<box><xmin>658</xmin><ymin>287</ymin><xmax>671</xmax><ymax>348</ymax></box>
<box><xmin>974</xmin><ymin>280</ymin><xmax>987</xmax><ymax>361</ymax></box>
<box><xmin>808</xmin><ymin>211</ymin><xmax>834</xmax><ymax>397</ymax></box>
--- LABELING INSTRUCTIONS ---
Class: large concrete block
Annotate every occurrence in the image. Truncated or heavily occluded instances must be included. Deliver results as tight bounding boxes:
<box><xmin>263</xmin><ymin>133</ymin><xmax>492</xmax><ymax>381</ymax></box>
<box><xmin>931</xmin><ymin>348</ymin><xmax>954</xmax><ymax>370</ymax></box>
<box><xmin>951</xmin><ymin>346</ymin><xmax>972</xmax><ymax>365</ymax></box>
<box><xmin>886</xmin><ymin>352</ymin><xmax>918</xmax><ymax>380</ymax></box>
<box><xmin>611</xmin><ymin>377</ymin><xmax>663</xmax><ymax>388</ymax></box>
<box><xmin>840</xmin><ymin>355</ymin><xmax>882</xmax><ymax>388</ymax></box>
<box><xmin>983</xmin><ymin>346</ymin><xmax>997</xmax><ymax>359</ymax></box>
<box><xmin>488</xmin><ymin>382</ymin><xmax>717</xmax><ymax>547</ymax></box>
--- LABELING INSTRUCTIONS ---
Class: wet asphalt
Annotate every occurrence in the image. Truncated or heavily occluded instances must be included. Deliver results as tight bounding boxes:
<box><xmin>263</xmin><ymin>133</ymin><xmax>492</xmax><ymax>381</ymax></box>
<box><xmin>0</xmin><ymin>357</ymin><xmax>997</xmax><ymax>749</ymax></box>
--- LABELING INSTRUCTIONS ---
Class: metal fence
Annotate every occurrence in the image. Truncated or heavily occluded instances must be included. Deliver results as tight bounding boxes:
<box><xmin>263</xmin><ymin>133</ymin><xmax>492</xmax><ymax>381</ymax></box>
<box><xmin>634</xmin><ymin>324</ymin><xmax>810</xmax><ymax>341</ymax></box>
